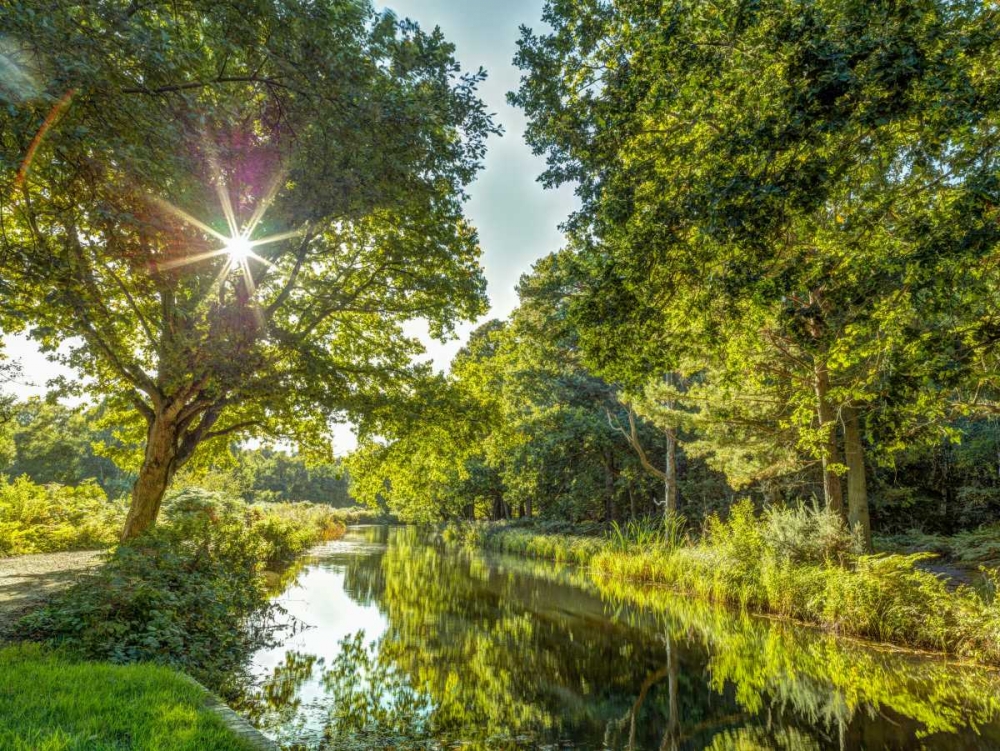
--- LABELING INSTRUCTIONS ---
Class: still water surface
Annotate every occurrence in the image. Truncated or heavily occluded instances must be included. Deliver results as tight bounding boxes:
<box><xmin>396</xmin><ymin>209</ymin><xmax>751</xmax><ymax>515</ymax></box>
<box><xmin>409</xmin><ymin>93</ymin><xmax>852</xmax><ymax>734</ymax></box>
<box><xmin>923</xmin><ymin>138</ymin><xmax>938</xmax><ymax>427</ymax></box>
<box><xmin>235</xmin><ymin>526</ymin><xmax>1000</xmax><ymax>750</ymax></box>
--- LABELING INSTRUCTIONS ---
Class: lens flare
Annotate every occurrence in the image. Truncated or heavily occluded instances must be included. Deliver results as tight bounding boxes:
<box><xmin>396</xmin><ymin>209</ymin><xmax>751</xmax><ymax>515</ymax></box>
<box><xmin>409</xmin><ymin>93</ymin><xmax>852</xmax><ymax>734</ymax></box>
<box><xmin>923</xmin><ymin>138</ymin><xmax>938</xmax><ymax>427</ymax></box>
<box><xmin>225</xmin><ymin>235</ymin><xmax>252</xmax><ymax>262</ymax></box>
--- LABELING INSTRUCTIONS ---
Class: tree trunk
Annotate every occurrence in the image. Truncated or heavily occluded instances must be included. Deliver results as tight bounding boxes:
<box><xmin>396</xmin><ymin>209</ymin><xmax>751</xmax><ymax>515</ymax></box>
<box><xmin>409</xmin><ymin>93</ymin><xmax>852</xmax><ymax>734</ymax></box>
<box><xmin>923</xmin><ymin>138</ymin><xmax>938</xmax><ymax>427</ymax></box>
<box><xmin>525</xmin><ymin>496</ymin><xmax>532</xmax><ymax>519</ymax></box>
<box><xmin>628</xmin><ymin>486</ymin><xmax>637</xmax><ymax>520</ymax></box>
<box><xmin>664</xmin><ymin>426</ymin><xmax>678</xmax><ymax>515</ymax></box>
<box><xmin>121</xmin><ymin>416</ymin><xmax>178</xmax><ymax>542</ymax></box>
<box><xmin>841</xmin><ymin>403</ymin><xmax>871</xmax><ymax>551</ymax></box>
<box><xmin>605</xmin><ymin>450</ymin><xmax>617</xmax><ymax>522</ymax></box>
<box><xmin>813</xmin><ymin>358</ymin><xmax>844</xmax><ymax>518</ymax></box>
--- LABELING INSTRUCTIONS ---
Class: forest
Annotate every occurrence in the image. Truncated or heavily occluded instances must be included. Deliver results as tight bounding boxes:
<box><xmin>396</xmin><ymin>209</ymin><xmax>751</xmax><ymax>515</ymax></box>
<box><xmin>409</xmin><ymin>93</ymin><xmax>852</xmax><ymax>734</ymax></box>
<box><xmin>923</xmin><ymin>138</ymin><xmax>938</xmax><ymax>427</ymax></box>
<box><xmin>2</xmin><ymin>0</ymin><xmax>1000</xmax><ymax>749</ymax></box>
<box><xmin>350</xmin><ymin>0</ymin><xmax>1000</xmax><ymax>558</ymax></box>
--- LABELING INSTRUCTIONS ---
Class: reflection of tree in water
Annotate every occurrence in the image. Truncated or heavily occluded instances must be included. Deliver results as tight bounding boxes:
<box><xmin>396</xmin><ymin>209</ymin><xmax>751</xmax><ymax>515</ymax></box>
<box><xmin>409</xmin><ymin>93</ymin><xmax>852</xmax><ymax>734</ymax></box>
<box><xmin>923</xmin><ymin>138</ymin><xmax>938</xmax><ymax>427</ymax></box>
<box><xmin>321</xmin><ymin>527</ymin><xmax>739</xmax><ymax>749</ymax></box>
<box><xmin>598</xmin><ymin>577</ymin><xmax>1000</xmax><ymax>749</ymax></box>
<box><xmin>242</xmin><ymin>527</ymin><xmax>1000</xmax><ymax>749</ymax></box>
<box><xmin>320</xmin><ymin>631</ymin><xmax>435</xmax><ymax>748</ymax></box>
<box><xmin>237</xmin><ymin>650</ymin><xmax>321</xmax><ymax>732</ymax></box>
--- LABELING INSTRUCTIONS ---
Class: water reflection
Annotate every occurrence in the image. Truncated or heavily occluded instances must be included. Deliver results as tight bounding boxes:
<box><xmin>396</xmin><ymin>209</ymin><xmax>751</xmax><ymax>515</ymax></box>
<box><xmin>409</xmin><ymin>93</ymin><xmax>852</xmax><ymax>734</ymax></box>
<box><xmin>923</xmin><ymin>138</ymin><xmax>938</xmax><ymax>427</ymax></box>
<box><xmin>236</xmin><ymin>526</ymin><xmax>1000</xmax><ymax>750</ymax></box>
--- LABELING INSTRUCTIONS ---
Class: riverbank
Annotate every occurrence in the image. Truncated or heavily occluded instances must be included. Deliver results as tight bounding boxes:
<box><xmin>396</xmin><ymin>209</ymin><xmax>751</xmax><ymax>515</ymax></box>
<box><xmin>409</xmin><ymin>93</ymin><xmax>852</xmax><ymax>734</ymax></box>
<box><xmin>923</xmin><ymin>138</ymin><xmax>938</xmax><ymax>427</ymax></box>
<box><xmin>442</xmin><ymin>505</ymin><xmax>1000</xmax><ymax>666</ymax></box>
<box><xmin>0</xmin><ymin>643</ymin><xmax>272</xmax><ymax>750</ymax></box>
<box><xmin>2</xmin><ymin>491</ymin><xmax>346</xmax><ymax>749</ymax></box>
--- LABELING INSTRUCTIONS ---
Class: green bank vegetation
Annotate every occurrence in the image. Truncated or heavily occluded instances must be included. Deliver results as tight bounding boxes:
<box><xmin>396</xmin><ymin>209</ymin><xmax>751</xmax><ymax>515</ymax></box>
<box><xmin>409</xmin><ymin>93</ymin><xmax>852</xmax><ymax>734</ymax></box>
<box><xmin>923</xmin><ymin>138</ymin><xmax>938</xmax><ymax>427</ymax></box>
<box><xmin>0</xmin><ymin>644</ymin><xmax>258</xmax><ymax>751</ymax></box>
<box><xmin>444</xmin><ymin>504</ymin><xmax>1000</xmax><ymax>665</ymax></box>
<box><xmin>0</xmin><ymin>475</ymin><xmax>345</xmax><ymax>561</ymax></box>
<box><xmin>12</xmin><ymin>489</ymin><xmax>344</xmax><ymax>689</ymax></box>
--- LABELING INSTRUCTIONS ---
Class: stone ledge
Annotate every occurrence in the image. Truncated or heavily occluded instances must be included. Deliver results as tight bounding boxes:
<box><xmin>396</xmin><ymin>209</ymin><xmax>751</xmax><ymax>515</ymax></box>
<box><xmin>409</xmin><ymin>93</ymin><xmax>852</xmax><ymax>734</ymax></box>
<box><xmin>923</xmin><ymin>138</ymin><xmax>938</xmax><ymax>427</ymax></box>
<box><xmin>180</xmin><ymin>674</ymin><xmax>279</xmax><ymax>751</ymax></box>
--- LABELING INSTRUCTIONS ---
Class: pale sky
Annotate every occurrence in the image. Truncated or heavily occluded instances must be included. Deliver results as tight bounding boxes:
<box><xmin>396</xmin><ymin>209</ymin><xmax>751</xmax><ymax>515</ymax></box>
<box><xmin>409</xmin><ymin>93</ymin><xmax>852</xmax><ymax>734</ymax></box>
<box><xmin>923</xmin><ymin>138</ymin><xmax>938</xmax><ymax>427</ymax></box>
<box><xmin>1</xmin><ymin>0</ymin><xmax>576</xmax><ymax>452</ymax></box>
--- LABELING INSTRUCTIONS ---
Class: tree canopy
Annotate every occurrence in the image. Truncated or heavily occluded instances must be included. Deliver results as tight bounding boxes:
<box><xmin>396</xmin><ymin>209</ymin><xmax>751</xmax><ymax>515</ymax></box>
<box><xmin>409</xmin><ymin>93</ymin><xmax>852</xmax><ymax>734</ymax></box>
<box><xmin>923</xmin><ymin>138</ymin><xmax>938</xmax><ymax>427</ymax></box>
<box><xmin>510</xmin><ymin>0</ymin><xmax>1000</xmax><ymax>546</ymax></box>
<box><xmin>0</xmin><ymin>0</ymin><xmax>497</xmax><ymax>537</ymax></box>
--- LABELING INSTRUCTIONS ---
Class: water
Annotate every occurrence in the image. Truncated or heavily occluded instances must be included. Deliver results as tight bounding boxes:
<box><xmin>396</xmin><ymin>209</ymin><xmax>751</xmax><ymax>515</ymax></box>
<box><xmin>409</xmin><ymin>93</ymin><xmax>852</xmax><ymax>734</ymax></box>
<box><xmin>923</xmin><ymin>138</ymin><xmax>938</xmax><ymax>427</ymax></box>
<box><xmin>235</xmin><ymin>526</ymin><xmax>1000</xmax><ymax>750</ymax></box>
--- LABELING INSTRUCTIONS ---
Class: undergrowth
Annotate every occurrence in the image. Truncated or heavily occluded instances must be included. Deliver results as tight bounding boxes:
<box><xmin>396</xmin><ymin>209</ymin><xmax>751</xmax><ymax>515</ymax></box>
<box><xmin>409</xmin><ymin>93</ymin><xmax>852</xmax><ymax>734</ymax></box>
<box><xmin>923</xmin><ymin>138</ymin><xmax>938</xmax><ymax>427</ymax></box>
<box><xmin>14</xmin><ymin>489</ymin><xmax>345</xmax><ymax>690</ymax></box>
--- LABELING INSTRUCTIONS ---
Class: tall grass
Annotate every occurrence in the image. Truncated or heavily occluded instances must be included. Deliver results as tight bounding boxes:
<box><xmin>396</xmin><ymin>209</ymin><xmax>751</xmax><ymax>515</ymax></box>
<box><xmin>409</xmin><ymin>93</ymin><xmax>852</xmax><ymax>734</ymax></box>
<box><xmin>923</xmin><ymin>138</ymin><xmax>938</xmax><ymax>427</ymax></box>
<box><xmin>446</xmin><ymin>504</ymin><xmax>1000</xmax><ymax>665</ymax></box>
<box><xmin>590</xmin><ymin>500</ymin><xmax>1000</xmax><ymax>664</ymax></box>
<box><xmin>442</xmin><ymin>521</ymin><xmax>606</xmax><ymax>565</ymax></box>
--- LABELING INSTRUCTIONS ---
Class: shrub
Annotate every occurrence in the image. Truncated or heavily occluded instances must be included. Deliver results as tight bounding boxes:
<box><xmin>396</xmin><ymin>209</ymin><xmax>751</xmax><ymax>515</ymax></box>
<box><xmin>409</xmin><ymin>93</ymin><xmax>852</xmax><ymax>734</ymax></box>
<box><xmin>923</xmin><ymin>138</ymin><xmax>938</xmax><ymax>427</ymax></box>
<box><xmin>762</xmin><ymin>501</ymin><xmax>861</xmax><ymax>565</ymax></box>
<box><xmin>251</xmin><ymin>501</ymin><xmax>346</xmax><ymax>567</ymax></box>
<box><xmin>15</xmin><ymin>490</ymin><xmax>345</xmax><ymax>689</ymax></box>
<box><xmin>0</xmin><ymin>475</ymin><xmax>125</xmax><ymax>556</ymax></box>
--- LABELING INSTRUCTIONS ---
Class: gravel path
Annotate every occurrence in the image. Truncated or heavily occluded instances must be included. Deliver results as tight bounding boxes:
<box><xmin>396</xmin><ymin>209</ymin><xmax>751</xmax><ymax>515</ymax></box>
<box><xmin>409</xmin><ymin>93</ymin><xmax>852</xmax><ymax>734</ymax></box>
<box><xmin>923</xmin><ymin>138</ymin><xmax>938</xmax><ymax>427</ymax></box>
<box><xmin>0</xmin><ymin>550</ymin><xmax>104</xmax><ymax>633</ymax></box>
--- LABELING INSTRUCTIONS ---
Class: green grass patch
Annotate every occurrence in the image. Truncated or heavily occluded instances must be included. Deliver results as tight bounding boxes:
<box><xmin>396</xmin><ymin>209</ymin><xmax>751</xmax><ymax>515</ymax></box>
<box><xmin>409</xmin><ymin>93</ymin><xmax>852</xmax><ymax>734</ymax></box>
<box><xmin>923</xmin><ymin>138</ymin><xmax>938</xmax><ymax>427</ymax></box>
<box><xmin>0</xmin><ymin>643</ymin><xmax>257</xmax><ymax>750</ymax></box>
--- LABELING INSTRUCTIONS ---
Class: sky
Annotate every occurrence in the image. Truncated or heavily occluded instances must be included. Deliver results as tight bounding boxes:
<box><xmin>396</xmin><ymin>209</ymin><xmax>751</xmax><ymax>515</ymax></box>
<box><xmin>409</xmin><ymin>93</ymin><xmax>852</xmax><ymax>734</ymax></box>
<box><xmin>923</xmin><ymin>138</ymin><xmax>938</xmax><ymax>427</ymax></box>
<box><xmin>2</xmin><ymin>0</ymin><xmax>576</xmax><ymax>451</ymax></box>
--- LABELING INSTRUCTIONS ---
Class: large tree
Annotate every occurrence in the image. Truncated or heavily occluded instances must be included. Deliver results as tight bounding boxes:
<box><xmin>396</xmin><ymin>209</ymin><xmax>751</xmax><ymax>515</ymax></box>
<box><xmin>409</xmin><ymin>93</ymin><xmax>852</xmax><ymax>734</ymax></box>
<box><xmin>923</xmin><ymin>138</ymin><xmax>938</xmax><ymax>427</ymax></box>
<box><xmin>0</xmin><ymin>0</ymin><xmax>496</xmax><ymax>538</ymax></box>
<box><xmin>513</xmin><ymin>0</ymin><xmax>1000</xmax><ymax>546</ymax></box>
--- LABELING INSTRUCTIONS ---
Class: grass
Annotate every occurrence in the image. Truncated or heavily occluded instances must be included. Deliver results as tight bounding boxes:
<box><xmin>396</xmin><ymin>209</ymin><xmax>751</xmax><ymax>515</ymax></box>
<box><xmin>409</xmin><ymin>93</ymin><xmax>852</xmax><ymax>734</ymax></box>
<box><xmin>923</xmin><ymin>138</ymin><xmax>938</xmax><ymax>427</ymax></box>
<box><xmin>445</xmin><ymin>503</ymin><xmax>1000</xmax><ymax>665</ymax></box>
<box><xmin>0</xmin><ymin>644</ymin><xmax>258</xmax><ymax>750</ymax></box>
<box><xmin>441</xmin><ymin>520</ymin><xmax>606</xmax><ymax>565</ymax></box>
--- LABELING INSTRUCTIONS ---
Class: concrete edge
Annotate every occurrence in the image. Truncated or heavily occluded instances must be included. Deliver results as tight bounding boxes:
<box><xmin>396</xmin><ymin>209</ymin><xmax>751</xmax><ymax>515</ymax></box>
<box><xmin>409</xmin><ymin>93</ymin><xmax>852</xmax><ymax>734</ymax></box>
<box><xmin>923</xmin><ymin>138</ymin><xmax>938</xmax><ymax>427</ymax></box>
<box><xmin>179</xmin><ymin>674</ymin><xmax>279</xmax><ymax>750</ymax></box>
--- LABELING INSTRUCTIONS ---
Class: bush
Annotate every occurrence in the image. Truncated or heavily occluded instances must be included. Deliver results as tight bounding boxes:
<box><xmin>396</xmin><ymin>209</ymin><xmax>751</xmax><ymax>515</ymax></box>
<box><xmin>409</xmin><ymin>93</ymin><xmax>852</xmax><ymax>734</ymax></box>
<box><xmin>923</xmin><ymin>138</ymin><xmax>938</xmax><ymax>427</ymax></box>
<box><xmin>0</xmin><ymin>475</ymin><xmax>125</xmax><ymax>556</ymax></box>
<box><xmin>251</xmin><ymin>501</ymin><xmax>346</xmax><ymax>567</ymax></box>
<box><xmin>15</xmin><ymin>490</ymin><xmax>345</xmax><ymax>689</ymax></box>
<box><xmin>762</xmin><ymin>501</ymin><xmax>861</xmax><ymax>565</ymax></box>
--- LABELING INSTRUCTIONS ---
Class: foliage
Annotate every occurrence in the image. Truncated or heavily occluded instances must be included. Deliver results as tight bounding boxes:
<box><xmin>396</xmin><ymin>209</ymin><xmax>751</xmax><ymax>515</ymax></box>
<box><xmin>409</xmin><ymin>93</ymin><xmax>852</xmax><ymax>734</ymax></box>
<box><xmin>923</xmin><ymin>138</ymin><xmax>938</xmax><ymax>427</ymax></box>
<box><xmin>14</xmin><ymin>489</ymin><xmax>343</xmax><ymax>688</ymax></box>
<box><xmin>0</xmin><ymin>0</ymin><xmax>496</xmax><ymax>537</ymax></box>
<box><xmin>1</xmin><ymin>399</ymin><xmax>134</xmax><ymax>498</ymax></box>
<box><xmin>251</xmin><ymin>501</ymin><xmax>345</xmax><ymax>568</ymax></box>
<box><xmin>441</xmin><ymin>520</ymin><xmax>606</xmax><ymax>566</ymax></box>
<box><xmin>0</xmin><ymin>475</ymin><xmax>125</xmax><ymax>557</ymax></box>
<box><xmin>174</xmin><ymin>446</ymin><xmax>353</xmax><ymax>507</ymax></box>
<box><xmin>0</xmin><ymin>644</ymin><xmax>258</xmax><ymax>750</ymax></box>
<box><xmin>511</xmin><ymin>0</ymin><xmax>1000</xmax><ymax>546</ymax></box>
<box><xmin>590</xmin><ymin>502</ymin><xmax>1000</xmax><ymax>663</ymax></box>
<box><xmin>349</xmin><ymin>256</ymin><xmax>683</xmax><ymax>525</ymax></box>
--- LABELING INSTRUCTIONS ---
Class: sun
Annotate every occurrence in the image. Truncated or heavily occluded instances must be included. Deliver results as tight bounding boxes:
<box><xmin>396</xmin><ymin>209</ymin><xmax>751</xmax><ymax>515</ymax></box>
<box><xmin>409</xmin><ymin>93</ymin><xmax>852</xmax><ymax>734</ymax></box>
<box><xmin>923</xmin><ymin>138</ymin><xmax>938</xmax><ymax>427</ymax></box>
<box><xmin>225</xmin><ymin>235</ymin><xmax>252</xmax><ymax>262</ymax></box>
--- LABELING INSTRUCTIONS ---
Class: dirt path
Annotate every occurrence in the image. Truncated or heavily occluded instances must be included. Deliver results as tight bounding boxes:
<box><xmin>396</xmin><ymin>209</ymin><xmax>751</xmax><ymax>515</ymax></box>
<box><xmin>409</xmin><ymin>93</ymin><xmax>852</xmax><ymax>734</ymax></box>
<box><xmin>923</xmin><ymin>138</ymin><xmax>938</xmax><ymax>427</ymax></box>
<box><xmin>0</xmin><ymin>550</ymin><xmax>104</xmax><ymax>634</ymax></box>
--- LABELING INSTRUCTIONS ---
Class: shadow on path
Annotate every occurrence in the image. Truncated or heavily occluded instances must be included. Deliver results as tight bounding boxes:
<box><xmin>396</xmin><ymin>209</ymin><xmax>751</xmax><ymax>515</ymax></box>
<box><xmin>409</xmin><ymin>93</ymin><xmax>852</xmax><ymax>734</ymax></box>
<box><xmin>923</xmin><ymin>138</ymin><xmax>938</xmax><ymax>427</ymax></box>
<box><xmin>0</xmin><ymin>551</ymin><xmax>103</xmax><ymax>633</ymax></box>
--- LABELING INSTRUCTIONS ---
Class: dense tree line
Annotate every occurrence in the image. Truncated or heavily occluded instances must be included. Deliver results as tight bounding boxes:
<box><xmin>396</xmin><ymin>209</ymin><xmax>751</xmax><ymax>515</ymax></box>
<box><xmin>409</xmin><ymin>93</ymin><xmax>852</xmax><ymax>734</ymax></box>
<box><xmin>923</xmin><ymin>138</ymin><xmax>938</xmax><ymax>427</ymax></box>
<box><xmin>0</xmin><ymin>399</ymin><xmax>352</xmax><ymax>506</ymax></box>
<box><xmin>353</xmin><ymin>0</ymin><xmax>1000</xmax><ymax>548</ymax></box>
